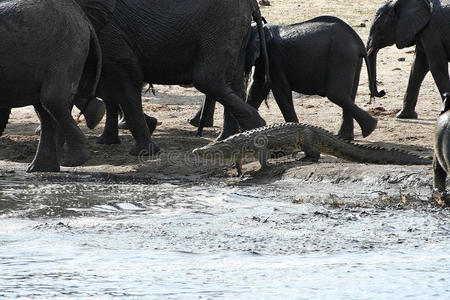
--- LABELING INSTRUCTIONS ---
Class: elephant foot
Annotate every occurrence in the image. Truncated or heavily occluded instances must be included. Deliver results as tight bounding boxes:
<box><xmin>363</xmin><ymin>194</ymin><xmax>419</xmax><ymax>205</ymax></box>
<box><xmin>118</xmin><ymin>115</ymin><xmax>159</xmax><ymax>135</ymax></box>
<box><xmin>61</xmin><ymin>147</ymin><xmax>91</xmax><ymax>167</ymax></box>
<box><xmin>97</xmin><ymin>134</ymin><xmax>121</xmax><ymax>145</ymax></box>
<box><xmin>145</xmin><ymin>115</ymin><xmax>158</xmax><ymax>135</ymax></box>
<box><xmin>396</xmin><ymin>109</ymin><xmax>418</xmax><ymax>119</ymax></box>
<box><xmin>84</xmin><ymin>98</ymin><xmax>106</xmax><ymax>129</ymax></box>
<box><xmin>188</xmin><ymin>113</ymin><xmax>201</xmax><ymax>127</ymax></box>
<box><xmin>188</xmin><ymin>113</ymin><xmax>214</xmax><ymax>128</ymax></box>
<box><xmin>432</xmin><ymin>189</ymin><xmax>449</xmax><ymax>206</ymax></box>
<box><xmin>27</xmin><ymin>159</ymin><xmax>60</xmax><ymax>173</ymax></box>
<box><xmin>129</xmin><ymin>141</ymin><xmax>160</xmax><ymax>156</ymax></box>
<box><xmin>361</xmin><ymin>117</ymin><xmax>378</xmax><ymax>138</ymax></box>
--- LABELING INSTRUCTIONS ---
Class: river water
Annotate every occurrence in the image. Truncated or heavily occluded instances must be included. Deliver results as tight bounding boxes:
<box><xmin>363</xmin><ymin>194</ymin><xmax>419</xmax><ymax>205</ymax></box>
<box><xmin>1</xmin><ymin>171</ymin><xmax>449</xmax><ymax>299</ymax></box>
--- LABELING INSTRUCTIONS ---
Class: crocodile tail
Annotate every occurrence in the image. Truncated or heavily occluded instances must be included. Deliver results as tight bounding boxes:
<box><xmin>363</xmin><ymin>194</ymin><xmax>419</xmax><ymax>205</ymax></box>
<box><xmin>311</xmin><ymin>125</ymin><xmax>431</xmax><ymax>165</ymax></box>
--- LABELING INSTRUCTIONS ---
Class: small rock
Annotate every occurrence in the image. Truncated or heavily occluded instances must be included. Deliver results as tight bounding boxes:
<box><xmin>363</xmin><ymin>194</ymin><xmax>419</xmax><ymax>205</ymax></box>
<box><xmin>398</xmin><ymin>57</ymin><xmax>406</xmax><ymax>62</ymax></box>
<box><xmin>292</xmin><ymin>197</ymin><xmax>303</xmax><ymax>204</ymax></box>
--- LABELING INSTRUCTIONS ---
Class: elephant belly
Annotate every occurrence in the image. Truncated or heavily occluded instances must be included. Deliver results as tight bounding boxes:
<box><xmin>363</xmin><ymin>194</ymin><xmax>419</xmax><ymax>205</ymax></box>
<box><xmin>0</xmin><ymin>80</ymin><xmax>41</xmax><ymax>108</ymax></box>
<box><xmin>100</xmin><ymin>23</ymin><xmax>198</xmax><ymax>85</ymax></box>
<box><xmin>141</xmin><ymin>53</ymin><xmax>196</xmax><ymax>85</ymax></box>
<box><xmin>288</xmin><ymin>69</ymin><xmax>327</xmax><ymax>97</ymax></box>
<box><xmin>0</xmin><ymin>62</ymin><xmax>42</xmax><ymax>108</ymax></box>
<box><xmin>281</xmin><ymin>51</ymin><xmax>328</xmax><ymax>96</ymax></box>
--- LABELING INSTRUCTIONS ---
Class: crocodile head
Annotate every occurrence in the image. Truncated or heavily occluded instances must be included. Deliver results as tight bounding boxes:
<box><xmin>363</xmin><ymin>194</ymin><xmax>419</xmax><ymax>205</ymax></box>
<box><xmin>192</xmin><ymin>140</ymin><xmax>242</xmax><ymax>163</ymax></box>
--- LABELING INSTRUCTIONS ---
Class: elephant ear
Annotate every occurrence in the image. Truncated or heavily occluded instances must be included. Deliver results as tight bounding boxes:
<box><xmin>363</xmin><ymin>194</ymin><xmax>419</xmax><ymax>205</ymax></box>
<box><xmin>245</xmin><ymin>25</ymin><xmax>272</xmax><ymax>75</ymax></box>
<box><xmin>76</xmin><ymin>0</ymin><xmax>117</xmax><ymax>31</ymax></box>
<box><xmin>394</xmin><ymin>0</ymin><xmax>431</xmax><ymax>49</ymax></box>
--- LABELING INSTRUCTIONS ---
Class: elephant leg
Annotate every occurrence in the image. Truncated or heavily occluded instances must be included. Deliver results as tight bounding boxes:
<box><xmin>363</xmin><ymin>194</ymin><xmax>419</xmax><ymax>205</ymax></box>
<box><xmin>247</xmin><ymin>78</ymin><xmax>271</xmax><ymax>111</ymax></box>
<box><xmin>271</xmin><ymin>79</ymin><xmax>299</xmax><ymax>123</ymax></box>
<box><xmin>40</xmin><ymin>81</ymin><xmax>90</xmax><ymax>167</ymax></box>
<box><xmin>27</xmin><ymin>104</ymin><xmax>59</xmax><ymax>172</ymax></box>
<box><xmin>193</xmin><ymin>62</ymin><xmax>265</xmax><ymax>141</ymax></box>
<box><xmin>97</xmin><ymin>93</ymin><xmax>120</xmax><ymax>145</ymax></box>
<box><xmin>99</xmin><ymin>65</ymin><xmax>158</xmax><ymax>156</ymax></box>
<box><xmin>121</xmin><ymin>89</ymin><xmax>160</xmax><ymax>156</ymax></box>
<box><xmin>196</xmin><ymin>87</ymin><xmax>262</xmax><ymax>141</ymax></box>
<box><xmin>433</xmin><ymin>155</ymin><xmax>447</xmax><ymax>196</ymax></box>
<box><xmin>215</xmin><ymin>68</ymin><xmax>264</xmax><ymax>140</ymax></box>
<box><xmin>213</xmin><ymin>78</ymin><xmax>247</xmax><ymax>141</ymax></box>
<box><xmin>0</xmin><ymin>108</ymin><xmax>11</xmax><ymax>136</ymax></box>
<box><xmin>144</xmin><ymin>114</ymin><xmax>159</xmax><ymax>135</ymax></box>
<box><xmin>425</xmin><ymin>54</ymin><xmax>450</xmax><ymax>105</ymax></box>
<box><xmin>337</xmin><ymin>60</ymin><xmax>363</xmax><ymax>141</ymax></box>
<box><xmin>397</xmin><ymin>49</ymin><xmax>429</xmax><ymax>119</ymax></box>
<box><xmin>117</xmin><ymin>110</ymin><xmax>158</xmax><ymax>135</ymax></box>
<box><xmin>328</xmin><ymin>91</ymin><xmax>377</xmax><ymax>139</ymax></box>
<box><xmin>188</xmin><ymin>98</ymin><xmax>215</xmax><ymax>128</ymax></box>
<box><xmin>197</xmin><ymin>96</ymin><xmax>216</xmax><ymax>136</ymax></box>
<box><xmin>327</xmin><ymin>58</ymin><xmax>377</xmax><ymax>139</ymax></box>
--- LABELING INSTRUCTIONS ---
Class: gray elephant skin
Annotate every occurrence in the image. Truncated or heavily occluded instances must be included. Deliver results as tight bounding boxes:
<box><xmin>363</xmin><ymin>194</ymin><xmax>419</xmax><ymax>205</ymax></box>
<box><xmin>433</xmin><ymin>93</ymin><xmax>450</xmax><ymax>203</ymax></box>
<box><xmin>0</xmin><ymin>0</ymin><xmax>101</xmax><ymax>172</ymax></box>
<box><xmin>80</xmin><ymin>0</ymin><xmax>269</xmax><ymax>156</ymax></box>
<box><xmin>367</xmin><ymin>0</ymin><xmax>450</xmax><ymax>119</ymax></box>
<box><xmin>193</xmin><ymin>16</ymin><xmax>384</xmax><ymax>140</ymax></box>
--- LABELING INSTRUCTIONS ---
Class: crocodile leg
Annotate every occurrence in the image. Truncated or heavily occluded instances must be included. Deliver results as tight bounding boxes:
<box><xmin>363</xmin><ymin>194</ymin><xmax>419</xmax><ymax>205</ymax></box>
<box><xmin>257</xmin><ymin>146</ymin><xmax>270</xmax><ymax>170</ymax></box>
<box><xmin>235</xmin><ymin>158</ymin><xmax>243</xmax><ymax>177</ymax></box>
<box><xmin>301</xmin><ymin>128</ymin><xmax>320</xmax><ymax>161</ymax></box>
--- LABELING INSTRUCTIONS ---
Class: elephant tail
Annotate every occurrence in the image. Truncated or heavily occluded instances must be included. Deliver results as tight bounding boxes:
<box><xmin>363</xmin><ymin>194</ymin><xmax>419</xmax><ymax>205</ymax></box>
<box><xmin>77</xmin><ymin>25</ymin><xmax>102</xmax><ymax>101</ymax></box>
<box><xmin>362</xmin><ymin>47</ymin><xmax>385</xmax><ymax>99</ymax></box>
<box><xmin>252</xmin><ymin>1</ymin><xmax>271</xmax><ymax>90</ymax></box>
<box><xmin>0</xmin><ymin>108</ymin><xmax>11</xmax><ymax>137</ymax></box>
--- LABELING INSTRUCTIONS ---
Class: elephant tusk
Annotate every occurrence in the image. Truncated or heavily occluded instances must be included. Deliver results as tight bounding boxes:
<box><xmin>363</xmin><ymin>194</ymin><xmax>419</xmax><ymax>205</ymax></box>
<box><xmin>367</xmin><ymin>47</ymin><xmax>374</xmax><ymax>56</ymax></box>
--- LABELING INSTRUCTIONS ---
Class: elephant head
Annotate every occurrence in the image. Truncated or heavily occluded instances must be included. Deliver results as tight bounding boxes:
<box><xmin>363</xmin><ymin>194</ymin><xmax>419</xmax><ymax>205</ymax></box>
<box><xmin>366</xmin><ymin>0</ymin><xmax>433</xmax><ymax>95</ymax></box>
<box><xmin>75</xmin><ymin>0</ymin><xmax>117</xmax><ymax>31</ymax></box>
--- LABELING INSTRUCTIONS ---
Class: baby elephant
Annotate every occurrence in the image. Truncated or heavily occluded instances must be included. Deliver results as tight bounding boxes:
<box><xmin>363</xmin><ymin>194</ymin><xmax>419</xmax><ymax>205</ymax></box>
<box><xmin>433</xmin><ymin>93</ymin><xmax>450</xmax><ymax>204</ymax></box>
<box><xmin>246</xmin><ymin>16</ymin><xmax>385</xmax><ymax>140</ymax></box>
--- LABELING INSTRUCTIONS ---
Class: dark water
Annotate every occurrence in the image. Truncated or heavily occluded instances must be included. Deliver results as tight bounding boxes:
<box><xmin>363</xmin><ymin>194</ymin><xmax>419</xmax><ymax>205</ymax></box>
<box><xmin>1</xmin><ymin>172</ymin><xmax>449</xmax><ymax>298</ymax></box>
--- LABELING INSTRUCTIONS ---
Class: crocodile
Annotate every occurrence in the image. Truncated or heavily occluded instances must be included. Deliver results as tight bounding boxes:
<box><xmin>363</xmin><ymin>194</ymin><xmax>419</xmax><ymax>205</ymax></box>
<box><xmin>192</xmin><ymin>122</ymin><xmax>432</xmax><ymax>175</ymax></box>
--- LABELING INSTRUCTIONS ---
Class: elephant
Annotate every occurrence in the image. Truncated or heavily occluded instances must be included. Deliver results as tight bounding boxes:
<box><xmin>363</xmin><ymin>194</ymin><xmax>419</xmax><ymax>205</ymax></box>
<box><xmin>367</xmin><ymin>0</ymin><xmax>450</xmax><ymax>119</ymax></box>
<box><xmin>432</xmin><ymin>93</ymin><xmax>450</xmax><ymax>204</ymax></box>
<box><xmin>192</xmin><ymin>16</ymin><xmax>384</xmax><ymax>140</ymax></box>
<box><xmin>77</xmin><ymin>0</ymin><xmax>270</xmax><ymax>156</ymax></box>
<box><xmin>0</xmin><ymin>0</ymin><xmax>102</xmax><ymax>172</ymax></box>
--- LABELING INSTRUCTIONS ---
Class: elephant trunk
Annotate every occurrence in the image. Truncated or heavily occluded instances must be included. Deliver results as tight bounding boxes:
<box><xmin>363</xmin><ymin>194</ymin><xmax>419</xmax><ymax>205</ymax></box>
<box><xmin>366</xmin><ymin>47</ymin><xmax>385</xmax><ymax>98</ymax></box>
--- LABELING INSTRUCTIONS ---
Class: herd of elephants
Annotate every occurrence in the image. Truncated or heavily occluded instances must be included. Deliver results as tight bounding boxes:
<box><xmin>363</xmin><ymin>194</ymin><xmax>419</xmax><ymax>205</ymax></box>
<box><xmin>0</xmin><ymin>0</ymin><xmax>449</xmax><ymax>200</ymax></box>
